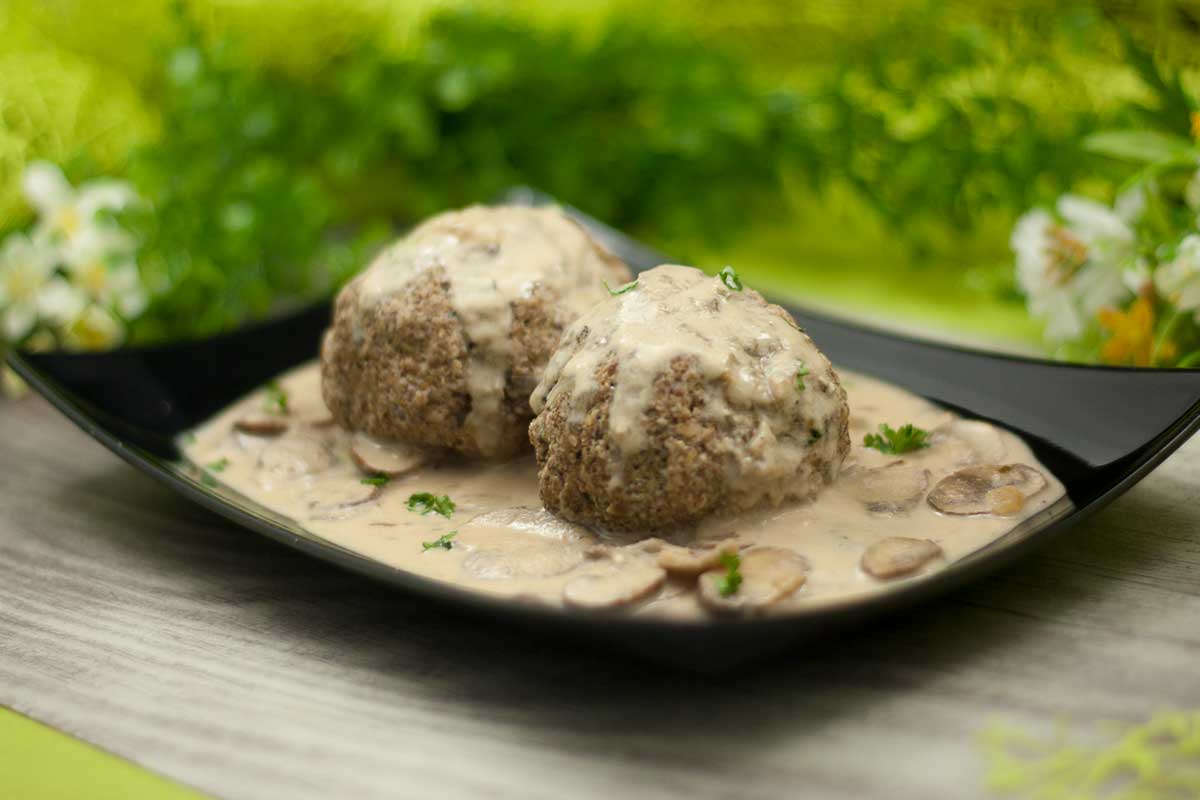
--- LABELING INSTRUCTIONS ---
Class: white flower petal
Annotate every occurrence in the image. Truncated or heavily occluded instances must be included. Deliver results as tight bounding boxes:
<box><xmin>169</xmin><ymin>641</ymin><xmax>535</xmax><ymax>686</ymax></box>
<box><xmin>1122</xmin><ymin>259</ymin><xmax>1151</xmax><ymax>295</ymax></box>
<box><xmin>61</xmin><ymin>225</ymin><xmax>135</xmax><ymax>273</ymax></box>
<box><xmin>21</xmin><ymin>161</ymin><xmax>73</xmax><ymax>216</ymax></box>
<box><xmin>77</xmin><ymin>180</ymin><xmax>137</xmax><ymax>219</ymax></box>
<box><xmin>1115</xmin><ymin>183</ymin><xmax>1148</xmax><ymax>224</ymax></box>
<box><xmin>1155</xmin><ymin>234</ymin><xmax>1200</xmax><ymax>316</ymax></box>
<box><xmin>36</xmin><ymin>278</ymin><xmax>87</xmax><ymax>324</ymax></box>
<box><xmin>1</xmin><ymin>303</ymin><xmax>36</xmax><ymax>341</ymax></box>
<box><xmin>1057</xmin><ymin>194</ymin><xmax>1134</xmax><ymax>248</ymax></box>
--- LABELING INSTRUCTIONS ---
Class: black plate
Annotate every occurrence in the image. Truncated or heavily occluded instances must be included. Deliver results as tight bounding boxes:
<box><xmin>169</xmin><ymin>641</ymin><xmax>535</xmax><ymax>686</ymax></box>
<box><xmin>10</xmin><ymin>189</ymin><xmax>1200</xmax><ymax>668</ymax></box>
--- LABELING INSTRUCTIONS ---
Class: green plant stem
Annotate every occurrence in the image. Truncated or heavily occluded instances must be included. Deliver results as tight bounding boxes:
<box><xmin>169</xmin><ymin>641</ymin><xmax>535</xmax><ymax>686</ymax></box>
<box><xmin>1152</xmin><ymin>307</ymin><xmax>1186</xmax><ymax>366</ymax></box>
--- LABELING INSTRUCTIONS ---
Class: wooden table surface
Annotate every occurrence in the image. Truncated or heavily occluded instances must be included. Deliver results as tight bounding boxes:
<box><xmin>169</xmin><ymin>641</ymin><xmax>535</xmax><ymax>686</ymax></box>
<box><xmin>2</xmin><ymin>394</ymin><xmax>1199</xmax><ymax>799</ymax></box>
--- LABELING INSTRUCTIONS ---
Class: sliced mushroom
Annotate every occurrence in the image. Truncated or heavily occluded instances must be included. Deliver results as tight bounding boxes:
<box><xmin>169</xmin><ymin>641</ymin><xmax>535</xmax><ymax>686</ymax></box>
<box><xmin>697</xmin><ymin>547</ymin><xmax>809</xmax><ymax>615</ymax></box>
<box><xmin>861</xmin><ymin>537</ymin><xmax>943</xmax><ymax>579</ymax></box>
<box><xmin>307</xmin><ymin>478</ymin><xmax>381</xmax><ymax>521</ymax></box>
<box><xmin>350</xmin><ymin>432</ymin><xmax>426</xmax><ymax>477</ymax></box>
<box><xmin>927</xmin><ymin>464</ymin><xmax>1046</xmax><ymax>516</ymax></box>
<box><xmin>930</xmin><ymin>419</ymin><xmax>1007</xmax><ymax>465</ymax></box>
<box><xmin>562</xmin><ymin>557</ymin><xmax>667</xmax><ymax>610</ymax></box>
<box><xmin>462</xmin><ymin>538</ymin><xmax>586</xmax><ymax>580</ymax></box>
<box><xmin>629</xmin><ymin>537</ymin><xmax>741</xmax><ymax>577</ymax></box>
<box><xmin>838</xmin><ymin>462</ymin><xmax>930</xmax><ymax>514</ymax></box>
<box><xmin>467</xmin><ymin>507</ymin><xmax>592</xmax><ymax>543</ymax></box>
<box><xmin>234</xmin><ymin>413</ymin><xmax>289</xmax><ymax>437</ymax></box>
<box><xmin>256</xmin><ymin>435</ymin><xmax>336</xmax><ymax>482</ymax></box>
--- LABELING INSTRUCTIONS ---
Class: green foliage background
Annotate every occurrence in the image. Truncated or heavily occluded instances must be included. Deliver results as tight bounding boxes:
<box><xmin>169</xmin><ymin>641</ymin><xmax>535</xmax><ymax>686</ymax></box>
<box><xmin>1</xmin><ymin>0</ymin><xmax>1196</xmax><ymax>345</ymax></box>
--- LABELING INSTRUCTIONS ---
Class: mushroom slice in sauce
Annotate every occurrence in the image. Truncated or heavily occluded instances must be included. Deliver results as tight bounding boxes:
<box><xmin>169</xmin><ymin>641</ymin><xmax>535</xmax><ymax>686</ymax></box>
<box><xmin>349</xmin><ymin>433</ymin><xmax>426</xmax><ymax>477</ymax></box>
<box><xmin>461</xmin><ymin>538</ymin><xmax>587</xmax><ymax>580</ymax></box>
<box><xmin>467</xmin><ymin>507</ymin><xmax>592</xmax><ymax>543</ymax></box>
<box><xmin>861</xmin><ymin>537</ymin><xmax>943</xmax><ymax>579</ymax></box>
<box><xmin>234</xmin><ymin>413</ymin><xmax>289</xmax><ymax>437</ymax></box>
<box><xmin>930</xmin><ymin>419</ymin><xmax>1007</xmax><ymax>466</ymax></box>
<box><xmin>629</xmin><ymin>537</ymin><xmax>741</xmax><ymax>577</ymax></box>
<box><xmin>698</xmin><ymin>547</ymin><xmax>809</xmax><ymax>615</ymax></box>
<box><xmin>307</xmin><ymin>478</ymin><xmax>381</xmax><ymax>521</ymax></box>
<box><xmin>562</xmin><ymin>556</ymin><xmax>668</xmax><ymax>610</ymax></box>
<box><xmin>927</xmin><ymin>463</ymin><xmax>1047</xmax><ymax>516</ymax></box>
<box><xmin>838</xmin><ymin>462</ymin><xmax>930</xmax><ymax>514</ymax></box>
<box><xmin>256</xmin><ymin>435</ymin><xmax>336</xmax><ymax>482</ymax></box>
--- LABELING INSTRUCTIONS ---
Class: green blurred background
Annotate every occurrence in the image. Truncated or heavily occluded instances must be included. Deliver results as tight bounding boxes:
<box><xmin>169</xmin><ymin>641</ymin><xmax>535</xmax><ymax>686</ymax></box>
<box><xmin>2</xmin><ymin>0</ymin><xmax>1196</xmax><ymax>349</ymax></box>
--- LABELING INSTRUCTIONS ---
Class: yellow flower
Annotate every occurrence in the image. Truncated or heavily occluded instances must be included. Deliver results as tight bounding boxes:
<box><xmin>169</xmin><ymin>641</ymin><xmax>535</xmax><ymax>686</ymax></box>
<box><xmin>1097</xmin><ymin>296</ymin><xmax>1176</xmax><ymax>366</ymax></box>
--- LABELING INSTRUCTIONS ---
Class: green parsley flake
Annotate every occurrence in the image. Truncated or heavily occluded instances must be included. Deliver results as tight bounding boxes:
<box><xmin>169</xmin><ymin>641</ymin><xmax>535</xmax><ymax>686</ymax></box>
<box><xmin>361</xmin><ymin>475</ymin><xmax>390</xmax><ymax>487</ymax></box>
<box><xmin>809</xmin><ymin>427</ymin><xmax>823</xmax><ymax>442</ymax></box>
<box><xmin>863</xmin><ymin>423</ymin><xmax>931</xmax><ymax>455</ymax></box>
<box><xmin>718</xmin><ymin>265</ymin><xmax>743</xmax><ymax>291</ymax></box>
<box><xmin>406</xmin><ymin>492</ymin><xmax>455</xmax><ymax>519</ymax></box>
<box><xmin>715</xmin><ymin>552</ymin><xmax>743</xmax><ymax>597</ymax></box>
<box><xmin>206</xmin><ymin>458</ymin><xmax>230</xmax><ymax>472</ymax></box>
<box><xmin>201</xmin><ymin>472</ymin><xmax>218</xmax><ymax>488</ymax></box>
<box><xmin>795</xmin><ymin>361</ymin><xmax>810</xmax><ymax>391</ymax></box>
<box><xmin>422</xmin><ymin>531</ymin><xmax>458</xmax><ymax>551</ymax></box>
<box><xmin>263</xmin><ymin>380</ymin><xmax>288</xmax><ymax>414</ymax></box>
<box><xmin>604</xmin><ymin>279</ymin><xmax>639</xmax><ymax>296</ymax></box>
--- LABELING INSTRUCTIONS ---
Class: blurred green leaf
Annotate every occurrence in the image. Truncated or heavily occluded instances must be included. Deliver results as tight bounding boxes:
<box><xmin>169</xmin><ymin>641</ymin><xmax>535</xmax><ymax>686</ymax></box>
<box><xmin>1083</xmin><ymin>129</ymin><xmax>1196</xmax><ymax>165</ymax></box>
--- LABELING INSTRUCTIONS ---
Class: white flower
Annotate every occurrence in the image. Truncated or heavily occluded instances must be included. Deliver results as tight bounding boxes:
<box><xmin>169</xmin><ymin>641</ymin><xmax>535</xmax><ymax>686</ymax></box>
<box><xmin>36</xmin><ymin>278</ymin><xmax>87</xmax><ymax>326</ymax></box>
<box><xmin>1155</xmin><ymin>234</ymin><xmax>1200</xmax><ymax>319</ymax></box>
<box><xmin>1115</xmin><ymin>182</ymin><xmax>1148</xmax><ymax>224</ymax></box>
<box><xmin>62</xmin><ymin>226</ymin><xmax>147</xmax><ymax>318</ymax></box>
<box><xmin>1011</xmin><ymin>195</ymin><xmax>1134</xmax><ymax>342</ymax></box>
<box><xmin>61</xmin><ymin>304</ymin><xmax>125</xmax><ymax>351</ymax></box>
<box><xmin>0</xmin><ymin>232</ymin><xmax>55</xmax><ymax>340</ymax></box>
<box><xmin>1123</xmin><ymin>258</ymin><xmax>1152</xmax><ymax>295</ymax></box>
<box><xmin>21</xmin><ymin>161</ymin><xmax>137</xmax><ymax>250</ymax></box>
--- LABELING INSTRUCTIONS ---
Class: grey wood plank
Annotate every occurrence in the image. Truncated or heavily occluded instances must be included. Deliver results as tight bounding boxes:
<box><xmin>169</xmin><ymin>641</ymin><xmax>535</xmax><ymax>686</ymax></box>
<box><xmin>2</xmin><ymin>396</ymin><xmax>1198</xmax><ymax>799</ymax></box>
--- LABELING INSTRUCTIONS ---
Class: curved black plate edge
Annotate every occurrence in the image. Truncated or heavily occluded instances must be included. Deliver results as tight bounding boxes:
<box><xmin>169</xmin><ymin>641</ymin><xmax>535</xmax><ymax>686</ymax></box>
<box><xmin>10</xmin><ymin>343</ymin><xmax>1200</xmax><ymax>665</ymax></box>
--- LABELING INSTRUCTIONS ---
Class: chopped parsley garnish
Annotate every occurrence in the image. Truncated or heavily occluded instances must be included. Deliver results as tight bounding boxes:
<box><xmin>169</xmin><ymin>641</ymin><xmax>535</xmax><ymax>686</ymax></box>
<box><xmin>795</xmin><ymin>361</ymin><xmax>810</xmax><ymax>391</ymax></box>
<box><xmin>406</xmin><ymin>492</ymin><xmax>455</xmax><ymax>519</ymax></box>
<box><xmin>715</xmin><ymin>551</ymin><xmax>743</xmax><ymax>597</ymax></box>
<box><xmin>361</xmin><ymin>475</ymin><xmax>390</xmax><ymax>487</ymax></box>
<box><xmin>201</xmin><ymin>472</ymin><xmax>218</xmax><ymax>487</ymax></box>
<box><xmin>263</xmin><ymin>380</ymin><xmax>288</xmax><ymax>414</ymax></box>
<box><xmin>809</xmin><ymin>427</ymin><xmax>823</xmax><ymax>442</ymax></box>
<box><xmin>422</xmin><ymin>531</ymin><xmax>458</xmax><ymax>551</ymax></box>
<box><xmin>718</xmin><ymin>265</ymin><xmax>743</xmax><ymax>291</ymax></box>
<box><xmin>206</xmin><ymin>458</ymin><xmax>230</xmax><ymax>472</ymax></box>
<box><xmin>863</xmin><ymin>423</ymin><xmax>931</xmax><ymax>455</ymax></box>
<box><xmin>603</xmin><ymin>279</ymin><xmax>639</xmax><ymax>296</ymax></box>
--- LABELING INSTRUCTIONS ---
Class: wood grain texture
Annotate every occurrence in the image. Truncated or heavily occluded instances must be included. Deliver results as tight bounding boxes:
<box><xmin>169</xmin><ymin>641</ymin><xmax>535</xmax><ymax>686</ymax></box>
<box><xmin>2</xmin><ymin>396</ymin><xmax>1199</xmax><ymax>799</ymax></box>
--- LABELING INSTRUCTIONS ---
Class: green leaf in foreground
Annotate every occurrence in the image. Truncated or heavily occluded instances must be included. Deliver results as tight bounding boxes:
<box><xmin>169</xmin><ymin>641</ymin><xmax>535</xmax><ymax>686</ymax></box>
<box><xmin>863</xmin><ymin>423</ymin><xmax>931</xmax><ymax>455</ymax></box>
<box><xmin>715</xmin><ymin>552</ymin><xmax>743</xmax><ymax>597</ymax></box>
<box><xmin>262</xmin><ymin>380</ymin><xmax>288</xmax><ymax>414</ymax></box>
<box><xmin>406</xmin><ymin>492</ymin><xmax>455</xmax><ymax>519</ymax></box>
<box><xmin>604</xmin><ymin>279</ymin><xmax>638</xmax><ymax>296</ymax></box>
<box><xmin>718</xmin><ymin>266</ymin><xmax>743</xmax><ymax>291</ymax></box>
<box><xmin>422</xmin><ymin>531</ymin><xmax>457</xmax><ymax>551</ymax></box>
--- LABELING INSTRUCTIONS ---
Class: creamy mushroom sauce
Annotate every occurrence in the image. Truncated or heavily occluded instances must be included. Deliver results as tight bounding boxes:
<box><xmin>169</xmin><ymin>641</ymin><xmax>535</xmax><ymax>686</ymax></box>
<box><xmin>183</xmin><ymin>362</ymin><xmax>1064</xmax><ymax>620</ymax></box>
